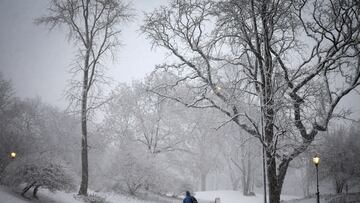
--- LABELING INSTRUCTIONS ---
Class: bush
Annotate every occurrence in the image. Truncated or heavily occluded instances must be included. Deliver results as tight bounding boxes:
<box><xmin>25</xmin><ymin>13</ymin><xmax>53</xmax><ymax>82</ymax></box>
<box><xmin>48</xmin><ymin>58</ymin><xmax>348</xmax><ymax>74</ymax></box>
<box><xmin>1</xmin><ymin>153</ymin><xmax>76</xmax><ymax>196</ymax></box>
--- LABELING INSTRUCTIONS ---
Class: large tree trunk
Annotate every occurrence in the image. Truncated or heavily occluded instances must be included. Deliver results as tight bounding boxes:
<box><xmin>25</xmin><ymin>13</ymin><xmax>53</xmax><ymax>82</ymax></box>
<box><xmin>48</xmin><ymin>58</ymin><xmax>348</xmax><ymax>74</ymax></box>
<box><xmin>79</xmin><ymin>50</ymin><xmax>90</xmax><ymax>196</ymax></box>
<box><xmin>267</xmin><ymin>156</ymin><xmax>280</xmax><ymax>203</ymax></box>
<box><xmin>263</xmin><ymin>62</ymin><xmax>281</xmax><ymax>203</ymax></box>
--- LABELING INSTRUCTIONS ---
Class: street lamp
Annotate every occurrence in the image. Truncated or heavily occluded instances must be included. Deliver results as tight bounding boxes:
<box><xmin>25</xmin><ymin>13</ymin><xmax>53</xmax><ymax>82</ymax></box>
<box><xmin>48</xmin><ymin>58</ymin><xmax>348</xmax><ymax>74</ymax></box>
<box><xmin>312</xmin><ymin>155</ymin><xmax>320</xmax><ymax>203</ymax></box>
<box><xmin>10</xmin><ymin>152</ymin><xmax>16</xmax><ymax>159</ymax></box>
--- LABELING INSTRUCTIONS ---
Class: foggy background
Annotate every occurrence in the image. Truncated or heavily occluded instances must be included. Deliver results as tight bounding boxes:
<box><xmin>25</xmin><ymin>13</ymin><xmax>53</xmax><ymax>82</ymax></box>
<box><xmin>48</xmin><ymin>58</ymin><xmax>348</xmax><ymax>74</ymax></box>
<box><xmin>0</xmin><ymin>0</ymin><xmax>168</xmax><ymax>108</ymax></box>
<box><xmin>0</xmin><ymin>0</ymin><xmax>360</xmax><ymax>203</ymax></box>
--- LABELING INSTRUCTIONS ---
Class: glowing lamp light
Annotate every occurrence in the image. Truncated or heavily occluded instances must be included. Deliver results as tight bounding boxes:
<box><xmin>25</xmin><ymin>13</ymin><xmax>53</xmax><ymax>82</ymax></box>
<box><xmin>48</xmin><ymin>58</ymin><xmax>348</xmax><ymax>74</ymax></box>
<box><xmin>214</xmin><ymin>86</ymin><xmax>222</xmax><ymax>93</ymax></box>
<box><xmin>312</xmin><ymin>155</ymin><xmax>320</xmax><ymax>166</ymax></box>
<box><xmin>10</xmin><ymin>152</ymin><xmax>16</xmax><ymax>159</ymax></box>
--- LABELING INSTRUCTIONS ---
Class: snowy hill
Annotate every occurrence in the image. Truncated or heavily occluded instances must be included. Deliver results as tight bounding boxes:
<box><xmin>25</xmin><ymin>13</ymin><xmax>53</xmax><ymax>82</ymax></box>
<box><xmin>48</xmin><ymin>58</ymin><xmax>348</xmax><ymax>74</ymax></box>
<box><xmin>0</xmin><ymin>186</ymin><xmax>163</xmax><ymax>203</ymax></box>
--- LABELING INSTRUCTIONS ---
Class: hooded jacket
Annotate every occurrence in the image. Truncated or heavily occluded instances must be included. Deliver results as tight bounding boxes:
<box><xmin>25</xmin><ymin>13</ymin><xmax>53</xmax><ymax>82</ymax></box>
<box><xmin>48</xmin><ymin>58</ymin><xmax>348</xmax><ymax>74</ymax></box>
<box><xmin>183</xmin><ymin>195</ymin><xmax>193</xmax><ymax>203</ymax></box>
<box><xmin>183</xmin><ymin>191</ymin><xmax>193</xmax><ymax>203</ymax></box>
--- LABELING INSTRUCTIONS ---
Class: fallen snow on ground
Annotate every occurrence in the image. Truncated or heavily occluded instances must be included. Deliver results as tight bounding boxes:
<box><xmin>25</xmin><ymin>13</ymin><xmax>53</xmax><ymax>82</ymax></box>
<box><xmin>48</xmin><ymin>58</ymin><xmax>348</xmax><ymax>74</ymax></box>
<box><xmin>1</xmin><ymin>185</ymin><xmax>304</xmax><ymax>203</ymax></box>
<box><xmin>0</xmin><ymin>185</ymin><xmax>83</xmax><ymax>203</ymax></box>
<box><xmin>195</xmin><ymin>190</ymin><xmax>300</xmax><ymax>203</ymax></box>
<box><xmin>95</xmin><ymin>192</ymin><xmax>159</xmax><ymax>203</ymax></box>
<box><xmin>0</xmin><ymin>186</ymin><xmax>159</xmax><ymax>203</ymax></box>
<box><xmin>0</xmin><ymin>186</ymin><xmax>28</xmax><ymax>203</ymax></box>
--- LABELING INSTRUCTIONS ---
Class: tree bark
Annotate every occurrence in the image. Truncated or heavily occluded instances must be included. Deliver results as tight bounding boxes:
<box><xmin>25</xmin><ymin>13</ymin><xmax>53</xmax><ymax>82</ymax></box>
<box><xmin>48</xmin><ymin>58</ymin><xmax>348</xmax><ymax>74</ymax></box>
<box><xmin>32</xmin><ymin>185</ymin><xmax>40</xmax><ymax>198</ymax></box>
<box><xmin>267</xmin><ymin>156</ymin><xmax>281</xmax><ymax>203</ymax></box>
<box><xmin>21</xmin><ymin>181</ymin><xmax>37</xmax><ymax>196</ymax></box>
<box><xmin>78</xmin><ymin>48</ymin><xmax>90</xmax><ymax>196</ymax></box>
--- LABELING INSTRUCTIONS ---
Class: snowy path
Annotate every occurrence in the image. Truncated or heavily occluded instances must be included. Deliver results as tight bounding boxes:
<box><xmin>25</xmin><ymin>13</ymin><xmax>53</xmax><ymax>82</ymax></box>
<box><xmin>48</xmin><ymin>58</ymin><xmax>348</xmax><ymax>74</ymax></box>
<box><xmin>195</xmin><ymin>190</ymin><xmax>300</xmax><ymax>203</ymax></box>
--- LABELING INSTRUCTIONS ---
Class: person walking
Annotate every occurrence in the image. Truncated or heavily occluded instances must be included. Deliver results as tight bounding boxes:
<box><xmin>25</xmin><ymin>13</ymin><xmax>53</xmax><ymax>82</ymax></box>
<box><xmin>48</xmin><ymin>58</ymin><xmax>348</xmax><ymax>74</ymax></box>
<box><xmin>183</xmin><ymin>191</ymin><xmax>198</xmax><ymax>203</ymax></box>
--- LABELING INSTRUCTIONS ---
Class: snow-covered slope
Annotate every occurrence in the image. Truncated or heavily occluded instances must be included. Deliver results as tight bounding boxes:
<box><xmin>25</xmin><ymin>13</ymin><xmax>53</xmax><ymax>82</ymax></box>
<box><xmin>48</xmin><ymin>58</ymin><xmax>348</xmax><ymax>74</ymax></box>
<box><xmin>0</xmin><ymin>186</ymin><xmax>160</xmax><ymax>203</ymax></box>
<box><xmin>0</xmin><ymin>185</ymin><xmax>83</xmax><ymax>203</ymax></box>
<box><xmin>0</xmin><ymin>186</ymin><xmax>28</xmax><ymax>203</ymax></box>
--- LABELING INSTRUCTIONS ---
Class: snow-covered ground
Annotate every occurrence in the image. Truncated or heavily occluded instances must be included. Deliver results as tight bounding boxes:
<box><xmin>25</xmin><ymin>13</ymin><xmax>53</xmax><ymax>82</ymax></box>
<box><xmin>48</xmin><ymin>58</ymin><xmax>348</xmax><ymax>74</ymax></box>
<box><xmin>0</xmin><ymin>185</ymin><xmax>85</xmax><ymax>203</ymax></box>
<box><xmin>195</xmin><ymin>190</ymin><xmax>300</xmax><ymax>203</ymax></box>
<box><xmin>1</xmin><ymin>185</ymin><xmax>304</xmax><ymax>203</ymax></box>
<box><xmin>0</xmin><ymin>186</ymin><xmax>29</xmax><ymax>203</ymax></box>
<box><xmin>0</xmin><ymin>186</ymin><xmax>160</xmax><ymax>203</ymax></box>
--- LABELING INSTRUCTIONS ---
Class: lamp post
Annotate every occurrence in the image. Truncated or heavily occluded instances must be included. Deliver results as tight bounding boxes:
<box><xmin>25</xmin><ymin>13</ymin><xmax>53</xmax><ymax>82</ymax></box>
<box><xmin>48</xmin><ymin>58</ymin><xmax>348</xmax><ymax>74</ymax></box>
<box><xmin>10</xmin><ymin>152</ymin><xmax>16</xmax><ymax>159</ymax></box>
<box><xmin>312</xmin><ymin>155</ymin><xmax>320</xmax><ymax>203</ymax></box>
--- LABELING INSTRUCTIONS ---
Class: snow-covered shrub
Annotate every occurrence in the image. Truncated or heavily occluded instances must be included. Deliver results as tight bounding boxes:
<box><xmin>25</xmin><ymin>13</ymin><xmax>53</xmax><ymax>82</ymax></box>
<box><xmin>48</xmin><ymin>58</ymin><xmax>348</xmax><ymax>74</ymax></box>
<box><xmin>98</xmin><ymin>139</ymin><xmax>189</xmax><ymax>196</ymax></box>
<box><xmin>1</xmin><ymin>153</ymin><xmax>77</xmax><ymax>193</ymax></box>
<box><xmin>116</xmin><ymin>151</ymin><xmax>155</xmax><ymax>195</ymax></box>
<box><xmin>100</xmin><ymin>141</ymin><xmax>158</xmax><ymax>195</ymax></box>
<box><xmin>144</xmin><ymin>162</ymin><xmax>189</xmax><ymax>195</ymax></box>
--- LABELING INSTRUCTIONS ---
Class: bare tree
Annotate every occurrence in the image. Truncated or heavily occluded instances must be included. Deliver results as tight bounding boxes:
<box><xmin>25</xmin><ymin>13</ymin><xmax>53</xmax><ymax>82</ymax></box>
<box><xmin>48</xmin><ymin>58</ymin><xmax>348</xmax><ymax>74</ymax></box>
<box><xmin>320</xmin><ymin>125</ymin><xmax>360</xmax><ymax>193</ymax></box>
<box><xmin>189</xmin><ymin>112</ymin><xmax>223</xmax><ymax>191</ymax></box>
<box><xmin>141</xmin><ymin>0</ymin><xmax>360</xmax><ymax>202</ymax></box>
<box><xmin>36</xmin><ymin>0</ymin><xmax>132</xmax><ymax>195</ymax></box>
<box><xmin>104</xmin><ymin>82</ymin><xmax>185</xmax><ymax>154</ymax></box>
<box><xmin>222</xmin><ymin>127</ymin><xmax>260</xmax><ymax>195</ymax></box>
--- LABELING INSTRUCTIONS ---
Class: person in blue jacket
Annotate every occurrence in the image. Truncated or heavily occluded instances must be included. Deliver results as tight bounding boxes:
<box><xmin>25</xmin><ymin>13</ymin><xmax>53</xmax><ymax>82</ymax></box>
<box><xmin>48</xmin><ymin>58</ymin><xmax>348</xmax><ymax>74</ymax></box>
<box><xmin>183</xmin><ymin>191</ymin><xmax>197</xmax><ymax>203</ymax></box>
<box><xmin>183</xmin><ymin>191</ymin><xmax>192</xmax><ymax>203</ymax></box>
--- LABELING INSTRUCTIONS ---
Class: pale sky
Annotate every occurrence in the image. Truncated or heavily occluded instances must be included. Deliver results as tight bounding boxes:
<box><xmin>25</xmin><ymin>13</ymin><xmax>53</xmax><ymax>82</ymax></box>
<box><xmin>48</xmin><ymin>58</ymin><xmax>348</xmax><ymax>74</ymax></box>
<box><xmin>0</xmin><ymin>0</ymin><xmax>168</xmax><ymax>108</ymax></box>
<box><xmin>0</xmin><ymin>0</ymin><xmax>359</xmax><ymax>119</ymax></box>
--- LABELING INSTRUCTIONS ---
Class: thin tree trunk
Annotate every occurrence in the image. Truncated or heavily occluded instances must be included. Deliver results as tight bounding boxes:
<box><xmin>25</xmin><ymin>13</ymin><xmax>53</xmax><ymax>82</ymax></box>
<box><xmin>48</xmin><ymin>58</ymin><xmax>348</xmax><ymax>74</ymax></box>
<box><xmin>21</xmin><ymin>181</ymin><xmax>37</xmax><ymax>196</ymax></box>
<box><xmin>201</xmin><ymin>173</ymin><xmax>207</xmax><ymax>191</ymax></box>
<box><xmin>32</xmin><ymin>185</ymin><xmax>40</xmax><ymax>198</ymax></box>
<box><xmin>228</xmin><ymin>163</ymin><xmax>240</xmax><ymax>190</ymax></box>
<box><xmin>78</xmin><ymin>0</ymin><xmax>91</xmax><ymax>195</ymax></box>
<box><xmin>242</xmin><ymin>150</ymin><xmax>252</xmax><ymax>196</ymax></box>
<box><xmin>246</xmin><ymin>151</ymin><xmax>252</xmax><ymax>194</ymax></box>
<box><xmin>79</xmin><ymin>51</ymin><xmax>90</xmax><ymax>196</ymax></box>
<box><xmin>335</xmin><ymin>179</ymin><xmax>344</xmax><ymax>194</ymax></box>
